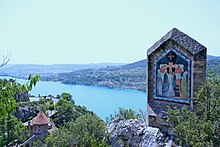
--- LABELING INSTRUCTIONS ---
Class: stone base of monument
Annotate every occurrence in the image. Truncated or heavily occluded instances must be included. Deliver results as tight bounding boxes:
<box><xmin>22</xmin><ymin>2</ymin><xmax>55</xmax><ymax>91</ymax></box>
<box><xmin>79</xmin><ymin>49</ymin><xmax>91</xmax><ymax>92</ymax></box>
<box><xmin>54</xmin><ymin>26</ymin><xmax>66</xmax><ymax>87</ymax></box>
<box><xmin>149</xmin><ymin>114</ymin><xmax>172</xmax><ymax>134</ymax></box>
<box><xmin>148</xmin><ymin>100</ymin><xmax>190</xmax><ymax>134</ymax></box>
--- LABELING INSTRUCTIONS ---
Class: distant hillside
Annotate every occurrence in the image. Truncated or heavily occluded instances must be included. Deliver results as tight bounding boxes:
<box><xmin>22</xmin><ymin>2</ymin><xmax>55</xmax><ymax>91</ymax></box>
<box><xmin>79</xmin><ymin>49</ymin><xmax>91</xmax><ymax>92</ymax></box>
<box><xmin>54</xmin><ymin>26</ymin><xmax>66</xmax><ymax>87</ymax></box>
<box><xmin>45</xmin><ymin>55</ymin><xmax>220</xmax><ymax>92</ymax></box>
<box><xmin>206</xmin><ymin>55</ymin><xmax>220</xmax><ymax>75</ymax></box>
<box><xmin>120</xmin><ymin>60</ymin><xmax>146</xmax><ymax>69</ymax></box>
<box><xmin>0</xmin><ymin>63</ymin><xmax>124</xmax><ymax>79</ymax></box>
<box><xmin>46</xmin><ymin>66</ymin><xmax>146</xmax><ymax>91</ymax></box>
<box><xmin>42</xmin><ymin>59</ymin><xmax>148</xmax><ymax>91</ymax></box>
<box><xmin>118</xmin><ymin>55</ymin><xmax>220</xmax><ymax>70</ymax></box>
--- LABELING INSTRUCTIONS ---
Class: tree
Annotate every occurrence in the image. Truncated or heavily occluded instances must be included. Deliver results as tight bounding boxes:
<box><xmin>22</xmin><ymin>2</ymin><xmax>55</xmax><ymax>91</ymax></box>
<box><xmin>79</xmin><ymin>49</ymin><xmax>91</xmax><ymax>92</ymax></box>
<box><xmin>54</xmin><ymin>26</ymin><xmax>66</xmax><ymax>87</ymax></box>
<box><xmin>56</xmin><ymin>94</ymin><xmax>61</xmax><ymax>99</ymax></box>
<box><xmin>52</xmin><ymin>98</ymin><xmax>78</xmax><ymax>126</ymax></box>
<box><xmin>0</xmin><ymin>74</ymin><xmax>39</xmax><ymax>117</ymax></box>
<box><xmin>0</xmin><ymin>53</ymin><xmax>10</xmax><ymax>68</ymax></box>
<box><xmin>48</xmin><ymin>103</ymin><xmax>55</xmax><ymax>111</ymax></box>
<box><xmin>60</xmin><ymin>92</ymin><xmax>75</xmax><ymax>105</ymax></box>
<box><xmin>0</xmin><ymin>115</ymin><xmax>28</xmax><ymax>146</ymax></box>
<box><xmin>0</xmin><ymin>75</ymin><xmax>39</xmax><ymax>146</ymax></box>
<box><xmin>61</xmin><ymin>92</ymin><xmax>72</xmax><ymax>101</ymax></box>
<box><xmin>45</xmin><ymin>124</ymin><xmax>76</xmax><ymax>147</ymax></box>
<box><xmin>46</xmin><ymin>114</ymin><xmax>109</xmax><ymax>147</ymax></box>
<box><xmin>107</xmin><ymin>108</ymin><xmax>141</xmax><ymax>123</ymax></box>
<box><xmin>33</xmin><ymin>140</ymin><xmax>45</xmax><ymax>147</ymax></box>
<box><xmin>71</xmin><ymin>114</ymin><xmax>109</xmax><ymax>147</ymax></box>
<box><xmin>167</xmin><ymin>72</ymin><xmax>220</xmax><ymax>146</ymax></box>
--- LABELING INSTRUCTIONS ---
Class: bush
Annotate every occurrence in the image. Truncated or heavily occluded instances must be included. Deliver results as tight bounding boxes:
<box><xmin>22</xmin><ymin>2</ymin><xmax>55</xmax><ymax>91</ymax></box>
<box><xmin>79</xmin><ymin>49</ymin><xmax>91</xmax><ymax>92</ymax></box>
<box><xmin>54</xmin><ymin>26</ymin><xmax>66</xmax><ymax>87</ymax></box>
<box><xmin>107</xmin><ymin>108</ymin><xmax>141</xmax><ymax>123</ymax></box>
<box><xmin>46</xmin><ymin>114</ymin><xmax>109</xmax><ymax>147</ymax></box>
<box><xmin>167</xmin><ymin>73</ymin><xmax>220</xmax><ymax>146</ymax></box>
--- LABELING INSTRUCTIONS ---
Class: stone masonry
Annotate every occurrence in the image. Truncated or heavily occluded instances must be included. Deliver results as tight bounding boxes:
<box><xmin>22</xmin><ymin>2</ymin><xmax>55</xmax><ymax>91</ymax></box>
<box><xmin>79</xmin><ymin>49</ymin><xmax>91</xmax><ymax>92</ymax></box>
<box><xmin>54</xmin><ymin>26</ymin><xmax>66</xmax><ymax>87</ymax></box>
<box><xmin>147</xmin><ymin>28</ymin><xmax>207</xmax><ymax>118</ymax></box>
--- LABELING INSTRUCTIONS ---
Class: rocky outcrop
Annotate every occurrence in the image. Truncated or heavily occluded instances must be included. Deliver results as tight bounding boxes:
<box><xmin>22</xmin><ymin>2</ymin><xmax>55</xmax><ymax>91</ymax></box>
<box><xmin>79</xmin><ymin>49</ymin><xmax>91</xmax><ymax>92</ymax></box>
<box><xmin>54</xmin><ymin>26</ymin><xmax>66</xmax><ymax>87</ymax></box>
<box><xmin>13</xmin><ymin>101</ymin><xmax>41</xmax><ymax>122</ymax></box>
<box><xmin>14</xmin><ymin>91</ymin><xmax>30</xmax><ymax>102</ymax></box>
<box><xmin>107</xmin><ymin>116</ymin><xmax>172</xmax><ymax>147</ymax></box>
<box><xmin>14</xmin><ymin>106</ymin><xmax>38</xmax><ymax>122</ymax></box>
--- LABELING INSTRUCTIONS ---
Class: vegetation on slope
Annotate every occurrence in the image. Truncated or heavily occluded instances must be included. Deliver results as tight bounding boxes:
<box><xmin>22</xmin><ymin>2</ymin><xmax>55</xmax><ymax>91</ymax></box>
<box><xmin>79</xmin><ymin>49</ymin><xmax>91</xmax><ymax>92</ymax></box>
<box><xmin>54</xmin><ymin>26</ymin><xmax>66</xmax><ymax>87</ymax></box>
<box><xmin>167</xmin><ymin>72</ymin><xmax>220</xmax><ymax>146</ymax></box>
<box><xmin>43</xmin><ymin>108</ymin><xmax>142</xmax><ymax>147</ymax></box>
<box><xmin>46</xmin><ymin>114</ymin><xmax>108</xmax><ymax>147</ymax></box>
<box><xmin>43</xmin><ymin>55</ymin><xmax>220</xmax><ymax>92</ymax></box>
<box><xmin>58</xmin><ymin>67</ymin><xmax>146</xmax><ymax>91</ymax></box>
<box><xmin>51</xmin><ymin>93</ymin><xmax>94</xmax><ymax>127</ymax></box>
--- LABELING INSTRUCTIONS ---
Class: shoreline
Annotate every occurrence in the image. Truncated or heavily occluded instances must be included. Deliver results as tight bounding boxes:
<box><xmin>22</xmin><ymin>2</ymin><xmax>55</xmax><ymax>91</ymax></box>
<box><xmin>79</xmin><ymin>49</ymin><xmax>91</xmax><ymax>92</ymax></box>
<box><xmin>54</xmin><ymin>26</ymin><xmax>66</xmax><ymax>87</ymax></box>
<box><xmin>0</xmin><ymin>75</ymin><xmax>146</xmax><ymax>93</ymax></box>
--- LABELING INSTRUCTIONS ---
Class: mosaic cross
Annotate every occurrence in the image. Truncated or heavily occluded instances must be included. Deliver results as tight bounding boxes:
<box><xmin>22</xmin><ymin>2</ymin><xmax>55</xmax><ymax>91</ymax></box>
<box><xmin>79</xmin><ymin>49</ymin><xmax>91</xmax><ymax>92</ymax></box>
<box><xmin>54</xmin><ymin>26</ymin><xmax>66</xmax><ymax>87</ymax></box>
<box><xmin>167</xmin><ymin>52</ymin><xmax>175</xmax><ymax>61</ymax></box>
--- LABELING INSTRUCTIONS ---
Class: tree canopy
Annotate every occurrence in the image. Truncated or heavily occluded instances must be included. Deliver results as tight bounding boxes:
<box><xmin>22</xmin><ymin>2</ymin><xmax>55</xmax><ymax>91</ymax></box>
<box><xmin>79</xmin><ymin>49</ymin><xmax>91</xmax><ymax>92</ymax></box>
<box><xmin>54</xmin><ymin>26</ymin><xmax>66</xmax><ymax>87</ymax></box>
<box><xmin>52</xmin><ymin>92</ymin><xmax>93</xmax><ymax>126</ymax></box>
<box><xmin>167</xmin><ymin>72</ymin><xmax>220</xmax><ymax>146</ymax></box>
<box><xmin>0</xmin><ymin>75</ymin><xmax>39</xmax><ymax>146</ymax></box>
<box><xmin>46</xmin><ymin>114</ymin><xmax>108</xmax><ymax>147</ymax></box>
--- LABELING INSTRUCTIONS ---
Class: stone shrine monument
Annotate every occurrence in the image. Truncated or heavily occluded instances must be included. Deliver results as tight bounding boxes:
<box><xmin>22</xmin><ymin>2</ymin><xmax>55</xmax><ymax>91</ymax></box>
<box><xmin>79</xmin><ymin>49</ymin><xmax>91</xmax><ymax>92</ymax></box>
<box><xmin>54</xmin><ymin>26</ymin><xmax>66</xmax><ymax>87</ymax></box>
<box><xmin>146</xmin><ymin>28</ymin><xmax>207</xmax><ymax>120</ymax></box>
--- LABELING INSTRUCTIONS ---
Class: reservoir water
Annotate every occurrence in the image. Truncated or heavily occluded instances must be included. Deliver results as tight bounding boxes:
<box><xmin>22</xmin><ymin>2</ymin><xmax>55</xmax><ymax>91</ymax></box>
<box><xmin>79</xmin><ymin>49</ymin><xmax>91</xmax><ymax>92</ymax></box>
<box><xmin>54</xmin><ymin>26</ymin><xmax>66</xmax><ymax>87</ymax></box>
<box><xmin>0</xmin><ymin>76</ymin><xmax>146</xmax><ymax>120</ymax></box>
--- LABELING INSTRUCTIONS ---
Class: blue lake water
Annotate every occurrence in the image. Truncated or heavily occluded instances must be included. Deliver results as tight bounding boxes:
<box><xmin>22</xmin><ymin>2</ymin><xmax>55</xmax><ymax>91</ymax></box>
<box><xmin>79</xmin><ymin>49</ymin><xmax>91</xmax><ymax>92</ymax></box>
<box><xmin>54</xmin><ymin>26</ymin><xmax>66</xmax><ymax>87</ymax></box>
<box><xmin>0</xmin><ymin>76</ymin><xmax>146</xmax><ymax>120</ymax></box>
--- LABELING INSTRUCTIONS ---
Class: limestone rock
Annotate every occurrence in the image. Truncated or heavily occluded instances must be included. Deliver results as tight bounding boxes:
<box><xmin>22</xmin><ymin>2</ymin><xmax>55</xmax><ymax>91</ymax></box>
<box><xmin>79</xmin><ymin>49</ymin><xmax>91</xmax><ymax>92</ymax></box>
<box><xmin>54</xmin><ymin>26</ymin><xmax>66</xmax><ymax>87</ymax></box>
<box><xmin>14</xmin><ymin>105</ymin><xmax>39</xmax><ymax>122</ymax></box>
<box><xmin>108</xmin><ymin>116</ymin><xmax>172</xmax><ymax>147</ymax></box>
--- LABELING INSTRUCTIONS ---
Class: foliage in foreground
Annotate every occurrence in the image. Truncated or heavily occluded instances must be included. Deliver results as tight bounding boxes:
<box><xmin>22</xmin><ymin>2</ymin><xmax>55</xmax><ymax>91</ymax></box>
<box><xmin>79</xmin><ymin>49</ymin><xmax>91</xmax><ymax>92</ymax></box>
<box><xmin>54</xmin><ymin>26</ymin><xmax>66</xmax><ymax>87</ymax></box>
<box><xmin>0</xmin><ymin>75</ymin><xmax>39</xmax><ymax>146</ymax></box>
<box><xmin>167</xmin><ymin>73</ymin><xmax>220</xmax><ymax>146</ymax></box>
<box><xmin>0</xmin><ymin>115</ymin><xmax>28</xmax><ymax>146</ymax></box>
<box><xmin>46</xmin><ymin>114</ymin><xmax>109</xmax><ymax>147</ymax></box>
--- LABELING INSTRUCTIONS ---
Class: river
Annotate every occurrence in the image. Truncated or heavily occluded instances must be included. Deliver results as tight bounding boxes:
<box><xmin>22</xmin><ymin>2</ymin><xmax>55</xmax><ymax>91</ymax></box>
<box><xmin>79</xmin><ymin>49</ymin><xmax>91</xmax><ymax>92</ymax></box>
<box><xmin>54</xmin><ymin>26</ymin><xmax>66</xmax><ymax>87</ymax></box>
<box><xmin>0</xmin><ymin>76</ymin><xmax>146</xmax><ymax>120</ymax></box>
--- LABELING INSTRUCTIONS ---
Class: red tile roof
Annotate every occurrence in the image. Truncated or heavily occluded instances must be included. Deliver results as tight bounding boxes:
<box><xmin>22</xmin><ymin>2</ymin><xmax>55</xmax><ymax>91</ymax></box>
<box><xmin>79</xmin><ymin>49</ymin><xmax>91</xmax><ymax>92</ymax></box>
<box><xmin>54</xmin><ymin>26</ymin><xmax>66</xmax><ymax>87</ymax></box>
<box><xmin>32</xmin><ymin>111</ymin><xmax>49</xmax><ymax>125</ymax></box>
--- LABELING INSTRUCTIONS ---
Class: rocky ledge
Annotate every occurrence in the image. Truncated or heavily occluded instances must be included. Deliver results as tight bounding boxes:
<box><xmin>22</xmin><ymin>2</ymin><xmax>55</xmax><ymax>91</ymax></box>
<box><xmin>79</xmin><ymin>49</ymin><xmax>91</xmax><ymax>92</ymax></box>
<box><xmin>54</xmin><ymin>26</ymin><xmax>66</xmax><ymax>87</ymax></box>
<box><xmin>14</xmin><ymin>106</ymin><xmax>39</xmax><ymax>122</ymax></box>
<box><xmin>107</xmin><ymin>116</ymin><xmax>172</xmax><ymax>147</ymax></box>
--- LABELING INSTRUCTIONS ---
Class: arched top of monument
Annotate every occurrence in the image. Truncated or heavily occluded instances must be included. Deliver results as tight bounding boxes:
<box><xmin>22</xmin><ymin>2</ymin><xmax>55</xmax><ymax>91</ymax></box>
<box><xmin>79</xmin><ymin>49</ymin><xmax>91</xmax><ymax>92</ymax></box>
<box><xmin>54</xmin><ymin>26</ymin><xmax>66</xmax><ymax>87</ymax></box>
<box><xmin>147</xmin><ymin>28</ymin><xmax>207</xmax><ymax>55</ymax></box>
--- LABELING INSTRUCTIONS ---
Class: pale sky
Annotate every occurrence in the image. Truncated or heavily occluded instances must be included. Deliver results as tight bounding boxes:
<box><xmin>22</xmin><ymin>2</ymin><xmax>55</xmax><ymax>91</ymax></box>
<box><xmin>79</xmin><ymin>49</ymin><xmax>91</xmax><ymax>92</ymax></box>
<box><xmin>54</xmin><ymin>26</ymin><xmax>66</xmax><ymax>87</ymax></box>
<box><xmin>0</xmin><ymin>0</ymin><xmax>219</xmax><ymax>64</ymax></box>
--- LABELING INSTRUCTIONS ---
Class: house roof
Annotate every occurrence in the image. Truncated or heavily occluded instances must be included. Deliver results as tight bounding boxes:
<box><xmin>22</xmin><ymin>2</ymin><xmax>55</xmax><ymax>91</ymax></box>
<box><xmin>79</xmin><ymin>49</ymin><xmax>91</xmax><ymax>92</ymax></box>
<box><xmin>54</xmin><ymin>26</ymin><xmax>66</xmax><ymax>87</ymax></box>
<box><xmin>32</xmin><ymin>111</ymin><xmax>49</xmax><ymax>125</ymax></box>
<box><xmin>147</xmin><ymin>28</ymin><xmax>206</xmax><ymax>55</ymax></box>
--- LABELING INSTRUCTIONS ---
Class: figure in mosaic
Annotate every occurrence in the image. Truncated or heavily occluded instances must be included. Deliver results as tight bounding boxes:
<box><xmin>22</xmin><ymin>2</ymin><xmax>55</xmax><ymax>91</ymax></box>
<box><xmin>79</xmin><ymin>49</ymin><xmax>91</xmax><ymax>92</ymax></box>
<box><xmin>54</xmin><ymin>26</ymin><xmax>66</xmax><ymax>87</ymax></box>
<box><xmin>156</xmin><ymin>51</ymin><xmax>188</xmax><ymax>100</ymax></box>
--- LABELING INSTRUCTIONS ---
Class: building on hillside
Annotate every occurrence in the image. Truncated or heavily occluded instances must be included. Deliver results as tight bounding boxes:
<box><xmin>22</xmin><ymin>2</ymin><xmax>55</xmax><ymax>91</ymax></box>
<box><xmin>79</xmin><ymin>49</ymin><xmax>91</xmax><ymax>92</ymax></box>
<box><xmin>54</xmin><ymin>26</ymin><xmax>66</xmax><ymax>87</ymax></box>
<box><xmin>146</xmin><ymin>28</ymin><xmax>207</xmax><ymax>129</ymax></box>
<box><xmin>21</xmin><ymin>111</ymin><xmax>52</xmax><ymax>146</ymax></box>
<box><xmin>28</xmin><ymin>111</ymin><xmax>52</xmax><ymax>136</ymax></box>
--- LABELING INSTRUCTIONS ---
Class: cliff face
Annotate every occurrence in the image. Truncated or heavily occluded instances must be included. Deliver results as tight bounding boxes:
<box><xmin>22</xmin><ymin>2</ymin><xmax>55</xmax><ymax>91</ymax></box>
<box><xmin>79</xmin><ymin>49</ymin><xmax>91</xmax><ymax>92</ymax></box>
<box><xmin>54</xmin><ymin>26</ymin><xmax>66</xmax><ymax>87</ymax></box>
<box><xmin>14</xmin><ymin>91</ymin><xmax>30</xmax><ymax>102</ymax></box>
<box><xmin>107</xmin><ymin>117</ymin><xmax>172</xmax><ymax>147</ymax></box>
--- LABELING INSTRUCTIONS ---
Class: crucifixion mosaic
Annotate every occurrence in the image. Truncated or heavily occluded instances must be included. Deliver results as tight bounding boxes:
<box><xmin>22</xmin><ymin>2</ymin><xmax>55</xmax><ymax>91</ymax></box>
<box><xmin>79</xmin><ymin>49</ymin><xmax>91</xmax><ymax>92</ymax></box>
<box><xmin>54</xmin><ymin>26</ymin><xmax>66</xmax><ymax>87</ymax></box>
<box><xmin>154</xmin><ymin>48</ymin><xmax>191</xmax><ymax>103</ymax></box>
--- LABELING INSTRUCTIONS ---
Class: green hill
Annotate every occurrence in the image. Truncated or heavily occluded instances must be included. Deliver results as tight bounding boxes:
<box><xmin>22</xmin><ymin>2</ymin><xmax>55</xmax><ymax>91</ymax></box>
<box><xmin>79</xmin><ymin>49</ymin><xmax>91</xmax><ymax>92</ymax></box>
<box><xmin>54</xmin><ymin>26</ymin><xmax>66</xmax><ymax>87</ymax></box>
<box><xmin>42</xmin><ymin>55</ymin><xmax>220</xmax><ymax>92</ymax></box>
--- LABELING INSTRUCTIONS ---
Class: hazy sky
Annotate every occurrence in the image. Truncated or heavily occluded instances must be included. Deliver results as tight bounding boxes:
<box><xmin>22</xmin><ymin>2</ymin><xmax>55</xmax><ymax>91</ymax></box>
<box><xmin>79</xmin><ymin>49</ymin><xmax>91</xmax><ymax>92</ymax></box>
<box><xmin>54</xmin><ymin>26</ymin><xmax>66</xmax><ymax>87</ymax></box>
<box><xmin>0</xmin><ymin>0</ymin><xmax>219</xmax><ymax>64</ymax></box>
